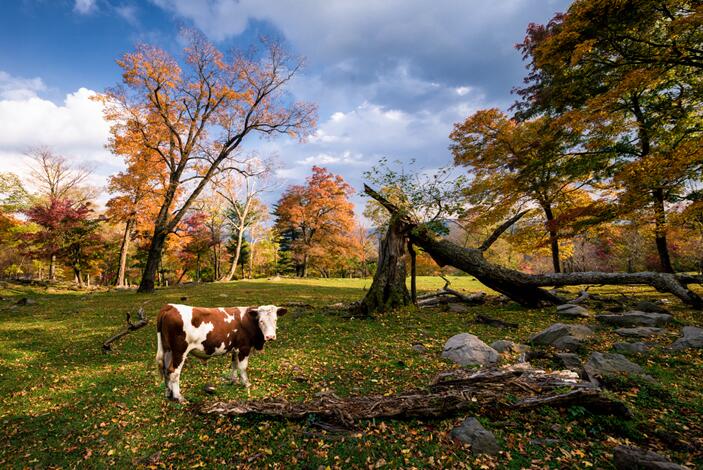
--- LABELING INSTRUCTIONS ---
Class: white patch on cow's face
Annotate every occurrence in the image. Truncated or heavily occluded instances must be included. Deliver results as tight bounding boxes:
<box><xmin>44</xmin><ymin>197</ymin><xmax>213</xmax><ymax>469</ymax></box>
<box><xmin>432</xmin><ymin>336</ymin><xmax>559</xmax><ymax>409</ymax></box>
<box><xmin>257</xmin><ymin>305</ymin><xmax>279</xmax><ymax>341</ymax></box>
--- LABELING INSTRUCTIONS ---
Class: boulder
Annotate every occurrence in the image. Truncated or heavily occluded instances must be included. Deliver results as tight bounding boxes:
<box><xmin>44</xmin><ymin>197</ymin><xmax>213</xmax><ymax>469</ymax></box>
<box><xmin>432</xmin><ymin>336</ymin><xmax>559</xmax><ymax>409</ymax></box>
<box><xmin>450</xmin><ymin>417</ymin><xmax>500</xmax><ymax>455</ymax></box>
<box><xmin>615</xmin><ymin>327</ymin><xmax>666</xmax><ymax>338</ymax></box>
<box><xmin>634</xmin><ymin>300</ymin><xmax>670</xmax><ymax>314</ymax></box>
<box><xmin>411</xmin><ymin>343</ymin><xmax>427</xmax><ymax>353</ymax></box>
<box><xmin>596</xmin><ymin>311</ymin><xmax>672</xmax><ymax>327</ymax></box>
<box><xmin>613</xmin><ymin>445</ymin><xmax>689</xmax><ymax>470</ymax></box>
<box><xmin>529</xmin><ymin>323</ymin><xmax>594</xmax><ymax>346</ymax></box>
<box><xmin>556</xmin><ymin>304</ymin><xmax>591</xmax><ymax>318</ymax></box>
<box><xmin>671</xmin><ymin>326</ymin><xmax>703</xmax><ymax>350</ymax></box>
<box><xmin>448</xmin><ymin>303</ymin><xmax>470</xmax><ymax>313</ymax></box>
<box><xmin>584</xmin><ymin>352</ymin><xmax>654</xmax><ymax>384</ymax></box>
<box><xmin>613</xmin><ymin>342</ymin><xmax>651</xmax><ymax>354</ymax></box>
<box><xmin>490</xmin><ymin>340</ymin><xmax>529</xmax><ymax>354</ymax></box>
<box><xmin>552</xmin><ymin>335</ymin><xmax>583</xmax><ymax>352</ymax></box>
<box><xmin>15</xmin><ymin>297</ymin><xmax>36</xmax><ymax>306</ymax></box>
<box><xmin>442</xmin><ymin>333</ymin><xmax>499</xmax><ymax>367</ymax></box>
<box><xmin>555</xmin><ymin>352</ymin><xmax>583</xmax><ymax>373</ymax></box>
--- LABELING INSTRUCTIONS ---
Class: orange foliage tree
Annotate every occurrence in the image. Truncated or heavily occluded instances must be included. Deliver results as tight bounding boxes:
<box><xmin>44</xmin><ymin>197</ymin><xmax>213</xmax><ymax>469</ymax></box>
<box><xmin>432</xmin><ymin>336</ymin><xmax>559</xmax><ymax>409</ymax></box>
<box><xmin>99</xmin><ymin>29</ymin><xmax>316</xmax><ymax>292</ymax></box>
<box><xmin>274</xmin><ymin>166</ymin><xmax>357</xmax><ymax>277</ymax></box>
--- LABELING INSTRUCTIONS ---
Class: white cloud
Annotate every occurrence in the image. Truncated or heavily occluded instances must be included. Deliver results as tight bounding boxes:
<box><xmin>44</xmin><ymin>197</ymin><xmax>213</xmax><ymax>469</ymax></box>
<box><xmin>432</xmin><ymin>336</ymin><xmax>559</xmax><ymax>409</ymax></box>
<box><xmin>74</xmin><ymin>0</ymin><xmax>97</xmax><ymax>14</ymax></box>
<box><xmin>0</xmin><ymin>71</ymin><xmax>46</xmax><ymax>100</ymax></box>
<box><xmin>0</xmin><ymin>72</ymin><xmax>120</xmax><ymax>204</ymax></box>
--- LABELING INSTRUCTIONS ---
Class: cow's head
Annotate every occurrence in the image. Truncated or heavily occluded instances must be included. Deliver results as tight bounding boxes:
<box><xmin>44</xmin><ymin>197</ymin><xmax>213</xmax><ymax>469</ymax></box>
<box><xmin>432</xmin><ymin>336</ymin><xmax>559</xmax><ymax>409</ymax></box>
<box><xmin>250</xmin><ymin>305</ymin><xmax>287</xmax><ymax>341</ymax></box>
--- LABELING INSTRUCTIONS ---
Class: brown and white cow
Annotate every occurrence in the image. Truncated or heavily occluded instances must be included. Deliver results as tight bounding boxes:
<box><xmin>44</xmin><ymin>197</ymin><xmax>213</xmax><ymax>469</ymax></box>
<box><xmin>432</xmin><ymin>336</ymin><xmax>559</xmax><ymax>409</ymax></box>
<box><xmin>155</xmin><ymin>303</ymin><xmax>287</xmax><ymax>402</ymax></box>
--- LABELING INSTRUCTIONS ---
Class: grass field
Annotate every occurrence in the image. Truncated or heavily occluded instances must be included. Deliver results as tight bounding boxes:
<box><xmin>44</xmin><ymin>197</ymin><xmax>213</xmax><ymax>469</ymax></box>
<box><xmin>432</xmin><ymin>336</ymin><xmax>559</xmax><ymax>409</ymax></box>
<box><xmin>0</xmin><ymin>276</ymin><xmax>701</xmax><ymax>468</ymax></box>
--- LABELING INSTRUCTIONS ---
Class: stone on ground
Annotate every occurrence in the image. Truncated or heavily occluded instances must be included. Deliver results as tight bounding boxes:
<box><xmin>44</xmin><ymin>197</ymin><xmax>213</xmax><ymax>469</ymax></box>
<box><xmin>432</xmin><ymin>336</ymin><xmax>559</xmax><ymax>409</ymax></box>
<box><xmin>596</xmin><ymin>311</ymin><xmax>672</xmax><ymax>327</ymax></box>
<box><xmin>671</xmin><ymin>326</ymin><xmax>703</xmax><ymax>350</ymax></box>
<box><xmin>584</xmin><ymin>352</ymin><xmax>654</xmax><ymax>384</ymax></box>
<box><xmin>613</xmin><ymin>342</ymin><xmax>650</xmax><ymax>354</ymax></box>
<box><xmin>555</xmin><ymin>352</ymin><xmax>582</xmax><ymax>373</ymax></box>
<box><xmin>529</xmin><ymin>323</ymin><xmax>594</xmax><ymax>346</ymax></box>
<box><xmin>556</xmin><ymin>304</ymin><xmax>591</xmax><ymax>318</ymax></box>
<box><xmin>615</xmin><ymin>327</ymin><xmax>666</xmax><ymax>338</ymax></box>
<box><xmin>447</xmin><ymin>303</ymin><xmax>470</xmax><ymax>313</ymax></box>
<box><xmin>442</xmin><ymin>333</ymin><xmax>499</xmax><ymax>367</ymax></box>
<box><xmin>552</xmin><ymin>335</ymin><xmax>583</xmax><ymax>352</ymax></box>
<box><xmin>634</xmin><ymin>300</ymin><xmax>670</xmax><ymax>314</ymax></box>
<box><xmin>490</xmin><ymin>339</ymin><xmax>528</xmax><ymax>354</ymax></box>
<box><xmin>450</xmin><ymin>417</ymin><xmax>500</xmax><ymax>455</ymax></box>
<box><xmin>613</xmin><ymin>445</ymin><xmax>689</xmax><ymax>470</ymax></box>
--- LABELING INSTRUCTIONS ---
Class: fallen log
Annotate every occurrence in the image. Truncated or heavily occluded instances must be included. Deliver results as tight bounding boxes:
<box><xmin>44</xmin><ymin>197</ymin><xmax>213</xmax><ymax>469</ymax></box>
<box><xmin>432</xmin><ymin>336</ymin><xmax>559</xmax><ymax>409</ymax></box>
<box><xmin>364</xmin><ymin>185</ymin><xmax>703</xmax><ymax>309</ymax></box>
<box><xmin>102</xmin><ymin>304</ymin><xmax>149</xmax><ymax>352</ymax></box>
<box><xmin>202</xmin><ymin>365</ymin><xmax>630</xmax><ymax>426</ymax></box>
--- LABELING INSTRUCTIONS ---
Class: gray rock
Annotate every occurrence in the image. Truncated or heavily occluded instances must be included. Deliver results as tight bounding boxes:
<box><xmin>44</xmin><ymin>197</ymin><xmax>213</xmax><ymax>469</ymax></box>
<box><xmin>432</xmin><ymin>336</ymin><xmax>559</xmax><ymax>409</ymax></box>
<box><xmin>411</xmin><ymin>343</ymin><xmax>427</xmax><ymax>353</ymax></box>
<box><xmin>613</xmin><ymin>445</ymin><xmax>689</xmax><ymax>470</ymax></box>
<box><xmin>448</xmin><ymin>303</ymin><xmax>470</xmax><ymax>313</ymax></box>
<box><xmin>15</xmin><ymin>297</ymin><xmax>36</xmax><ymax>306</ymax></box>
<box><xmin>596</xmin><ymin>311</ymin><xmax>672</xmax><ymax>327</ymax></box>
<box><xmin>671</xmin><ymin>326</ymin><xmax>703</xmax><ymax>350</ymax></box>
<box><xmin>450</xmin><ymin>417</ymin><xmax>500</xmax><ymax>455</ymax></box>
<box><xmin>552</xmin><ymin>335</ymin><xmax>583</xmax><ymax>352</ymax></box>
<box><xmin>615</xmin><ymin>327</ymin><xmax>666</xmax><ymax>338</ymax></box>
<box><xmin>634</xmin><ymin>300</ymin><xmax>670</xmax><ymax>314</ymax></box>
<box><xmin>584</xmin><ymin>352</ymin><xmax>653</xmax><ymax>384</ymax></box>
<box><xmin>490</xmin><ymin>340</ymin><xmax>528</xmax><ymax>353</ymax></box>
<box><xmin>442</xmin><ymin>333</ymin><xmax>499</xmax><ymax>367</ymax></box>
<box><xmin>613</xmin><ymin>342</ymin><xmax>651</xmax><ymax>354</ymax></box>
<box><xmin>555</xmin><ymin>352</ymin><xmax>583</xmax><ymax>372</ymax></box>
<box><xmin>556</xmin><ymin>304</ymin><xmax>591</xmax><ymax>318</ymax></box>
<box><xmin>529</xmin><ymin>323</ymin><xmax>594</xmax><ymax>346</ymax></box>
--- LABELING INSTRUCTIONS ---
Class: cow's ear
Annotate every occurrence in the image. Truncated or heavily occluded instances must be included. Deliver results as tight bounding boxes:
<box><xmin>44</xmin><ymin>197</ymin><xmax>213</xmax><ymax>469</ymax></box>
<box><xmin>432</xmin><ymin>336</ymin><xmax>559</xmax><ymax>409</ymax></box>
<box><xmin>248</xmin><ymin>308</ymin><xmax>259</xmax><ymax>319</ymax></box>
<box><xmin>276</xmin><ymin>307</ymin><xmax>287</xmax><ymax>316</ymax></box>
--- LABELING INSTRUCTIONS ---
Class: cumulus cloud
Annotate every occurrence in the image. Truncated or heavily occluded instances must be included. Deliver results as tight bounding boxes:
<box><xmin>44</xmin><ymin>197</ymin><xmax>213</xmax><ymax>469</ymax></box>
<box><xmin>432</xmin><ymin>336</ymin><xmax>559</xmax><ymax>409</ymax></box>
<box><xmin>152</xmin><ymin>0</ymin><xmax>570</xmax><ymax>101</ymax></box>
<box><xmin>0</xmin><ymin>72</ymin><xmax>119</xmax><ymax>202</ymax></box>
<box><xmin>74</xmin><ymin>0</ymin><xmax>97</xmax><ymax>14</ymax></box>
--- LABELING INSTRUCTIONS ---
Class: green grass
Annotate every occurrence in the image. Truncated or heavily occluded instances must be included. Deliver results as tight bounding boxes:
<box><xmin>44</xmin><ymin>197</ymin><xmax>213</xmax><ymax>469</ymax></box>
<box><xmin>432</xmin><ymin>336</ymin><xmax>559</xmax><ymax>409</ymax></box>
<box><xmin>0</xmin><ymin>276</ymin><xmax>701</xmax><ymax>468</ymax></box>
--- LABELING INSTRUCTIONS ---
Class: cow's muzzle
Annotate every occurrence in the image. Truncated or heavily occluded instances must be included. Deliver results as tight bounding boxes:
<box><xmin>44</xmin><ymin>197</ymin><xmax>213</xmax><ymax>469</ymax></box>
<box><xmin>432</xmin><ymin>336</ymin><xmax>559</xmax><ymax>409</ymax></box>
<box><xmin>265</xmin><ymin>335</ymin><xmax>276</xmax><ymax>341</ymax></box>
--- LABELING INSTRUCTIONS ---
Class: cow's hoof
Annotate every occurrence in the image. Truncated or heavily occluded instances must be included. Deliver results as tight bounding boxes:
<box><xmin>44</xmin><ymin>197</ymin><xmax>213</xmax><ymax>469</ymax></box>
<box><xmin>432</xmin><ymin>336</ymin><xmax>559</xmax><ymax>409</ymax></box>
<box><xmin>169</xmin><ymin>396</ymin><xmax>186</xmax><ymax>404</ymax></box>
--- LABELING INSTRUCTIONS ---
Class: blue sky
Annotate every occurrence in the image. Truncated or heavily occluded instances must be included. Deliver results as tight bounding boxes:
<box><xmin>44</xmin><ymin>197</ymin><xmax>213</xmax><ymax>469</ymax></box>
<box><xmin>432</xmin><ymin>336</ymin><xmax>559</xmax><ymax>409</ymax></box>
<box><xmin>0</xmin><ymin>0</ymin><xmax>571</xmax><ymax>212</ymax></box>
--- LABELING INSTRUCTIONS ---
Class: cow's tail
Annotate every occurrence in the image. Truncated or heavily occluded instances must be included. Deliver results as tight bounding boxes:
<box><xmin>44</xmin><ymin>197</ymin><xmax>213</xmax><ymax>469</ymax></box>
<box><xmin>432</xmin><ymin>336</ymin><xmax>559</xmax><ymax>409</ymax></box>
<box><xmin>155</xmin><ymin>309</ymin><xmax>166</xmax><ymax>381</ymax></box>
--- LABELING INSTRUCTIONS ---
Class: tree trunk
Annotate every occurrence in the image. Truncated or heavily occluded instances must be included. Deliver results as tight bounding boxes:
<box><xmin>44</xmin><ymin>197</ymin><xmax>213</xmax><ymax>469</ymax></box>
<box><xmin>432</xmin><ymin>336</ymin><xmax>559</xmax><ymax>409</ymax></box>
<box><xmin>74</xmin><ymin>267</ymin><xmax>83</xmax><ymax>288</ymax></box>
<box><xmin>408</xmin><ymin>241</ymin><xmax>417</xmax><ymax>304</ymax></box>
<box><xmin>356</xmin><ymin>214</ymin><xmax>411</xmax><ymax>316</ymax></box>
<box><xmin>221</xmin><ymin>230</ymin><xmax>245</xmax><ymax>282</ymax></box>
<box><xmin>116</xmin><ymin>218</ymin><xmax>133</xmax><ymax>287</ymax></box>
<box><xmin>137</xmin><ymin>228</ymin><xmax>167</xmax><ymax>293</ymax></box>
<box><xmin>49</xmin><ymin>254</ymin><xmax>56</xmax><ymax>281</ymax></box>
<box><xmin>196</xmin><ymin>253</ymin><xmax>201</xmax><ymax>282</ymax></box>
<box><xmin>652</xmin><ymin>188</ymin><xmax>674</xmax><ymax>273</ymax></box>
<box><xmin>543</xmin><ymin>204</ymin><xmax>561</xmax><ymax>273</ymax></box>
<box><xmin>301</xmin><ymin>253</ymin><xmax>308</xmax><ymax>278</ymax></box>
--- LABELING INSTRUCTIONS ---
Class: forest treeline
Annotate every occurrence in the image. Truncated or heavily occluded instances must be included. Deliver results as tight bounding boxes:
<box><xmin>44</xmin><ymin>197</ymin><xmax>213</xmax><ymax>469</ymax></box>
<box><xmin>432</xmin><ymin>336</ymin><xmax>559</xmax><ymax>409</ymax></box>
<box><xmin>0</xmin><ymin>1</ymin><xmax>701</xmax><ymax>289</ymax></box>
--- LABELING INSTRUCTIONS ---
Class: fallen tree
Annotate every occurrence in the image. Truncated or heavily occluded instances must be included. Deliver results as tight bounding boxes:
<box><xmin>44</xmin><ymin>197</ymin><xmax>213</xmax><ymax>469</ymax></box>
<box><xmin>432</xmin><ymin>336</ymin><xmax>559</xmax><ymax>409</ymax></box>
<box><xmin>362</xmin><ymin>185</ymin><xmax>703</xmax><ymax>310</ymax></box>
<box><xmin>202</xmin><ymin>365</ymin><xmax>630</xmax><ymax>427</ymax></box>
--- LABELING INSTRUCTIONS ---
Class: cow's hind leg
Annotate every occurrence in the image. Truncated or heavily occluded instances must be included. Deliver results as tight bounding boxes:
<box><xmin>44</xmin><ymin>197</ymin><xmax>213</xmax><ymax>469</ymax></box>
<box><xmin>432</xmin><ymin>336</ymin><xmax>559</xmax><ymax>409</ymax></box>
<box><xmin>162</xmin><ymin>350</ymin><xmax>173</xmax><ymax>398</ymax></box>
<box><xmin>166</xmin><ymin>347</ymin><xmax>189</xmax><ymax>402</ymax></box>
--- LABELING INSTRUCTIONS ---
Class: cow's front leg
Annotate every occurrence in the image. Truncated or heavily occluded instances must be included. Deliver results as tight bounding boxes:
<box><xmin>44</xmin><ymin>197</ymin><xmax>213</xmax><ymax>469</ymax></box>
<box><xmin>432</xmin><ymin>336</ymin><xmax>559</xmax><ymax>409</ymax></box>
<box><xmin>230</xmin><ymin>351</ymin><xmax>240</xmax><ymax>384</ymax></box>
<box><xmin>237</xmin><ymin>349</ymin><xmax>251</xmax><ymax>389</ymax></box>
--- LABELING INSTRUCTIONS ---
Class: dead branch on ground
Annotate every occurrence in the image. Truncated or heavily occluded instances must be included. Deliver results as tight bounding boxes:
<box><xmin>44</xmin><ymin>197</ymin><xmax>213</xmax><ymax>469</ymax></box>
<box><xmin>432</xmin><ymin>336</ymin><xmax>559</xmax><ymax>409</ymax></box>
<box><xmin>102</xmin><ymin>303</ymin><xmax>149</xmax><ymax>352</ymax></box>
<box><xmin>202</xmin><ymin>364</ymin><xmax>629</xmax><ymax>426</ymax></box>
